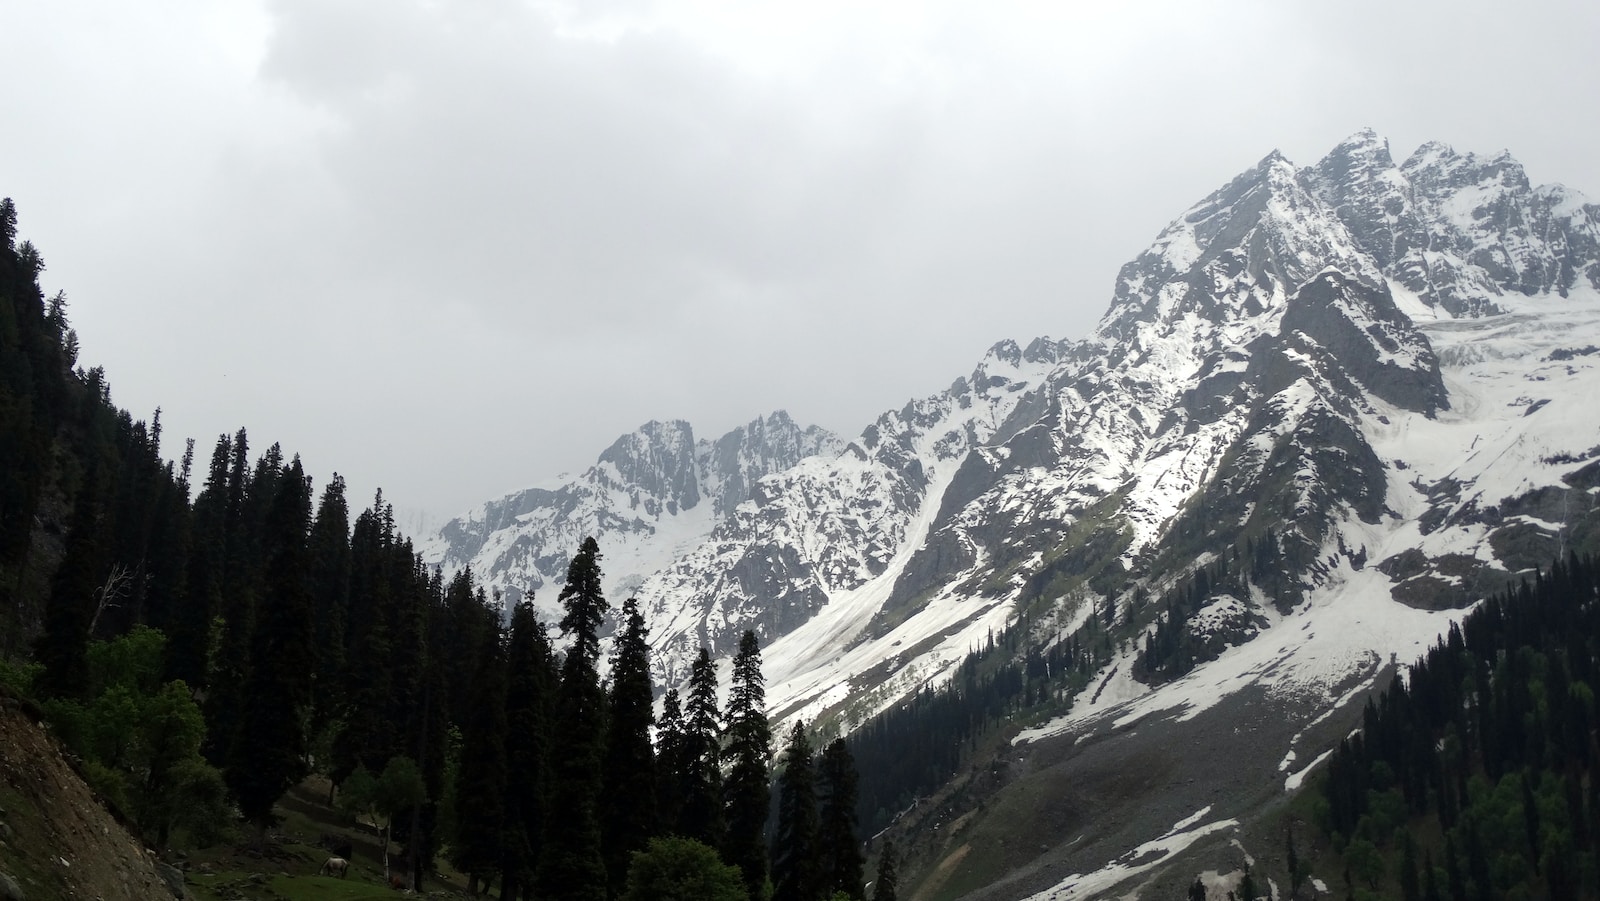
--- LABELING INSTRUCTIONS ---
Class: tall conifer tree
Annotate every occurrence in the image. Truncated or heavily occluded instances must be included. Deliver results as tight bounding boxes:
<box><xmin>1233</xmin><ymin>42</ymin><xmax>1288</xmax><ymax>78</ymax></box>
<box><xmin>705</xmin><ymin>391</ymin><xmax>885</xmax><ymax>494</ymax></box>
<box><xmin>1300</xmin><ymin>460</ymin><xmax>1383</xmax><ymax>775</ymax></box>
<box><xmin>772</xmin><ymin>722</ymin><xmax>821</xmax><ymax>901</ymax></box>
<box><xmin>724</xmin><ymin>629</ymin><xmax>773</xmax><ymax>901</ymax></box>
<box><xmin>205</xmin><ymin>429</ymin><xmax>258</xmax><ymax>765</ymax></box>
<box><xmin>602</xmin><ymin>597</ymin><xmax>657</xmax><ymax>896</ymax></box>
<box><xmin>536</xmin><ymin>537</ymin><xmax>610</xmax><ymax>901</ymax></box>
<box><xmin>330</xmin><ymin>504</ymin><xmax>398</xmax><ymax>789</ymax></box>
<box><xmin>818</xmin><ymin>738</ymin><xmax>865</xmax><ymax>900</ymax></box>
<box><xmin>166</xmin><ymin>434</ymin><xmax>230</xmax><ymax>691</ymax></box>
<box><xmin>502</xmin><ymin>600</ymin><xmax>556</xmax><ymax>901</ymax></box>
<box><xmin>681</xmin><ymin>647</ymin><xmax>725</xmax><ymax>848</ymax></box>
<box><xmin>306</xmin><ymin>473</ymin><xmax>351</xmax><ymax>750</ymax></box>
<box><xmin>872</xmin><ymin>841</ymin><xmax>898</xmax><ymax>901</ymax></box>
<box><xmin>452</xmin><ymin>597</ymin><xmax>509</xmax><ymax>893</ymax></box>
<box><xmin>656</xmin><ymin>687</ymin><xmax>690</xmax><ymax>832</ymax></box>
<box><xmin>226</xmin><ymin>455</ymin><xmax>315</xmax><ymax>835</ymax></box>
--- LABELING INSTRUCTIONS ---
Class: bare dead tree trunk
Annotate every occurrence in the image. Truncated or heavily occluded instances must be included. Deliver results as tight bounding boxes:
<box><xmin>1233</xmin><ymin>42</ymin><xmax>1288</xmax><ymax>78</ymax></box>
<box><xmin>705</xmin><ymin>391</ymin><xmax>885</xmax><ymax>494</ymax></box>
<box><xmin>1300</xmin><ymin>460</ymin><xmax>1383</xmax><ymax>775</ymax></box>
<box><xmin>88</xmin><ymin>562</ymin><xmax>134</xmax><ymax>635</ymax></box>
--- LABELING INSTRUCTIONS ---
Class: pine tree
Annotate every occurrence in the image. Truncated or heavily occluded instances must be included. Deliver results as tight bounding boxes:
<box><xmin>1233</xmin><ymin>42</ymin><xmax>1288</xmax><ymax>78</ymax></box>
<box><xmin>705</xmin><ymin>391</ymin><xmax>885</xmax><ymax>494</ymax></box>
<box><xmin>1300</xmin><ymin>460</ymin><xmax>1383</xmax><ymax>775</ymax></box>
<box><xmin>226</xmin><ymin>455</ymin><xmax>315</xmax><ymax>836</ymax></box>
<box><xmin>306</xmin><ymin>473</ymin><xmax>351</xmax><ymax>756</ymax></box>
<box><xmin>501</xmin><ymin>600</ymin><xmax>556</xmax><ymax>901</ymax></box>
<box><xmin>416</xmin><ymin>566</ymin><xmax>454</xmax><ymax>891</ymax></box>
<box><xmin>330</xmin><ymin>505</ymin><xmax>399</xmax><ymax>790</ymax></box>
<box><xmin>818</xmin><ymin>738</ymin><xmax>865</xmax><ymax>900</ymax></box>
<box><xmin>681</xmin><ymin>646</ymin><xmax>725</xmax><ymax>848</ymax></box>
<box><xmin>452</xmin><ymin>600</ymin><xmax>508</xmax><ymax>893</ymax></box>
<box><xmin>536</xmin><ymin>537</ymin><xmax>610</xmax><ymax>901</ymax></box>
<box><xmin>723</xmin><ymin>630</ymin><xmax>773</xmax><ymax>901</ymax></box>
<box><xmin>165</xmin><ymin>434</ymin><xmax>231</xmax><ymax>691</ymax></box>
<box><xmin>773</xmin><ymin>722</ymin><xmax>821</xmax><ymax>901</ymax></box>
<box><xmin>602</xmin><ymin>597</ymin><xmax>658</xmax><ymax>897</ymax></box>
<box><xmin>872</xmin><ymin>841</ymin><xmax>897</xmax><ymax>901</ymax></box>
<box><xmin>656</xmin><ymin>687</ymin><xmax>690</xmax><ymax>832</ymax></box>
<box><xmin>204</xmin><ymin>429</ymin><xmax>258</xmax><ymax>766</ymax></box>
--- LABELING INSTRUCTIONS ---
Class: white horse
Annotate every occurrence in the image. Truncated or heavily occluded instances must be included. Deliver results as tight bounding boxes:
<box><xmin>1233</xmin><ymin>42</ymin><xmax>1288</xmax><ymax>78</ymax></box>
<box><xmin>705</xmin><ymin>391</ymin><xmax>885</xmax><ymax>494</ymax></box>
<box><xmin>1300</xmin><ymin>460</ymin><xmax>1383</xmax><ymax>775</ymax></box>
<box><xmin>319</xmin><ymin>856</ymin><xmax>350</xmax><ymax>878</ymax></box>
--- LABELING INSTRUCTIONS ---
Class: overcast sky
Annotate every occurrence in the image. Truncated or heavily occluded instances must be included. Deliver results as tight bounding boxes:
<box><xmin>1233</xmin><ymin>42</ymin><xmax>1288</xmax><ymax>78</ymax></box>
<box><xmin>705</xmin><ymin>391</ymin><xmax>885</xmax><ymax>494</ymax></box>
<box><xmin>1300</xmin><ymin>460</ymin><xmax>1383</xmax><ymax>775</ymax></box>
<box><xmin>4</xmin><ymin>0</ymin><xmax>1597</xmax><ymax>526</ymax></box>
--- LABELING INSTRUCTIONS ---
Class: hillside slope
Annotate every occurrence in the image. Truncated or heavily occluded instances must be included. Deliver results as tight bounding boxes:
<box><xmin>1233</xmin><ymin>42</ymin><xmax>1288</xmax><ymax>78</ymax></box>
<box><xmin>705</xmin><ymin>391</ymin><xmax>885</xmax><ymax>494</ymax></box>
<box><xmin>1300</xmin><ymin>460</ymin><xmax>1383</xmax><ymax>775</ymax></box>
<box><xmin>0</xmin><ymin>687</ymin><xmax>188</xmax><ymax>900</ymax></box>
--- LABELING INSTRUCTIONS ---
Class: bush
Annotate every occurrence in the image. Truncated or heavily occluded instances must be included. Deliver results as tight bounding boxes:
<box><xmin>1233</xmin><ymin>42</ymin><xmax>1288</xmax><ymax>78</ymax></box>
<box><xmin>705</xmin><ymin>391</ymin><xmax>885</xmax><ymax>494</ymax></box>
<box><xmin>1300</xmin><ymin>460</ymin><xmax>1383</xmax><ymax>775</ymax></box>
<box><xmin>622</xmin><ymin>836</ymin><xmax>748</xmax><ymax>901</ymax></box>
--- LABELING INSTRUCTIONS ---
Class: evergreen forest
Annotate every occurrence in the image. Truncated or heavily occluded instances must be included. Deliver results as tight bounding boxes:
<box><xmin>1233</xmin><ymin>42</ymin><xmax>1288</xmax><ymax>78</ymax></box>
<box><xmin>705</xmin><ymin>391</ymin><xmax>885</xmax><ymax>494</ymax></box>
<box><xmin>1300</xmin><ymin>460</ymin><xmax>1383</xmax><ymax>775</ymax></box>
<box><xmin>1312</xmin><ymin>554</ymin><xmax>1600</xmax><ymax>900</ymax></box>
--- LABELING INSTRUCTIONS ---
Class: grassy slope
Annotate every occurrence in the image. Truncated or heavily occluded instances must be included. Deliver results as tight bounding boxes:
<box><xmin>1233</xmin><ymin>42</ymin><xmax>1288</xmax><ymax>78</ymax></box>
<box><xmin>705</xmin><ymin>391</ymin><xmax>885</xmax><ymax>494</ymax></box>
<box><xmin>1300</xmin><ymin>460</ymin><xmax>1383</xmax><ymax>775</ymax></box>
<box><xmin>181</xmin><ymin>777</ymin><xmax>480</xmax><ymax>901</ymax></box>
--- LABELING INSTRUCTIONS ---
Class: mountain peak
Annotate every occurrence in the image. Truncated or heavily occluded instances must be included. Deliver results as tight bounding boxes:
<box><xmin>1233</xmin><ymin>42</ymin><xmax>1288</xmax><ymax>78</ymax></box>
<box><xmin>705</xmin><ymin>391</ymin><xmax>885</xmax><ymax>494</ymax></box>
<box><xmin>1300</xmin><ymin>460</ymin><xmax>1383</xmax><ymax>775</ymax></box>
<box><xmin>596</xmin><ymin>419</ymin><xmax>702</xmax><ymax>512</ymax></box>
<box><xmin>1317</xmin><ymin>128</ymin><xmax>1396</xmax><ymax>173</ymax></box>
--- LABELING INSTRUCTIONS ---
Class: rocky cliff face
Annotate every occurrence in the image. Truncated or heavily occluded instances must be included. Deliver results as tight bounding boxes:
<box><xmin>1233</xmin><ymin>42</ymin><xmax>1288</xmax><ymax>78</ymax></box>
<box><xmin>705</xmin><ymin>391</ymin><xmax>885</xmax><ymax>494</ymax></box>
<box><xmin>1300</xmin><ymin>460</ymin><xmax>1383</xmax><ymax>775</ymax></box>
<box><xmin>420</xmin><ymin>410</ymin><xmax>841</xmax><ymax>618</ymax></box>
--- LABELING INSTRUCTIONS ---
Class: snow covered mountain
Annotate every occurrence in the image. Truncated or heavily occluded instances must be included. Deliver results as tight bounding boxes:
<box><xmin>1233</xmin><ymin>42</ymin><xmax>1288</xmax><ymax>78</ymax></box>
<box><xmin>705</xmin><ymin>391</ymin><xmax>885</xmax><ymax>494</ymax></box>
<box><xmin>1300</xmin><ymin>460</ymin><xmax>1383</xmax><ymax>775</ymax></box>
<box><xmin>430</xmin><ymin>129</ymin><xmax>1600</xmax><ymax>898</ymax></box>
<box><xmin>418</xmin><ymin>411</ymin><xmax>842</xmax><ymax>622</ymax></box>
<box><xmin>853</xmin><ymin>133</ymin><xmax>1600</xmax><ymax>899</ymax></box>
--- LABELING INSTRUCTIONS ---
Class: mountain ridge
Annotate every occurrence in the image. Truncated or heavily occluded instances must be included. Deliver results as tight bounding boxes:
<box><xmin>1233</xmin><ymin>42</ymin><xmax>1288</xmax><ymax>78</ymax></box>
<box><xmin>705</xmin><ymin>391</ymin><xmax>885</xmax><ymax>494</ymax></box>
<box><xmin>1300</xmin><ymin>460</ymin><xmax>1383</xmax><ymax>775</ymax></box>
<box><xmin>422</xmin><ymin>130</ymin><xmax>1600</xmax><ymax>898</ymax></box>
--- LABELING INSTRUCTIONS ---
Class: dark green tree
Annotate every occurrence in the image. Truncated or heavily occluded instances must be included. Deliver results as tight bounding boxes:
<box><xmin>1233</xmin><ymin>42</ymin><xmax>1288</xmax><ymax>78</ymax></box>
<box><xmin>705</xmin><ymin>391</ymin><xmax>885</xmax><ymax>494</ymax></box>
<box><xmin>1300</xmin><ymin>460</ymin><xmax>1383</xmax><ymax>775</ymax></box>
<box><xmin>502</xmin><ymin>600</ymin><xmax>556</xmax><ymax>901</ymax></box>
<box><xmin>602</xmin><ymin>597</ymin><xmax>658</xmax><ymax>896</ymax></box>
<box><xmin>723</xmin><ymin>630</ymin><xmax>772</xmax><ymax>901</ymax></box>
<box><xmin>872</xmin><ymin>841</ymin><xmax>897</xmax><ymax>901</ymax></box>
<box><xmin>306</xmin><ymin>473</ymin><xmax>351</xmax><ymax>757</ymax></box>
<box><xmin>452</xmin><ymin>606</ymin><xmax>508</xmax><ymax>893</ymax></box>
<box><xmin>166</xmin><ymin>433</ymin><xmax>230</xmax><ymax>691</ymax></box>
<box><xmin>225</xmin><ymin>455</ymin><xmax>315</xmax><ymax>836</ymax></box>
<box><xmin>536</xmin><ymin>537</ymin><xmax>610</xmax><ymax>901</ymax></box>
<box><xmin>681</xmin><ymin>646</ymin><xmax>725</xmax><ymax>847</ymax></box>
<box><xmin>343</xmin><ymin>756</ymin><xmax>428</xmax><ymax>882</ymax></box>
<box><xmin>772</xmin><ymin>722</ymin><xmax>821</xmax><ymax>901</ymax></box>
<box><xmin>622</xmin><ymin>835</ymin><xmax>750</xmax><ymax>901</ymax></box>
<box><xmin>657</xmin><ymin>687</ymin><xmax>690</xmax><ymax>831</ymax></box>
<box><xmin>330</xmin><ymin>504</ymin><xmax>399</xmax><ymax>790</ymax></box>
<box><xmin>203</xmin><ymin>429</ymin><xmax>257</xmax><ymax>766</ymax></box>
<box><xmin>818</xmin><ymin>738</ymin><xmax>865</xmax><ymax>900</ymax></box>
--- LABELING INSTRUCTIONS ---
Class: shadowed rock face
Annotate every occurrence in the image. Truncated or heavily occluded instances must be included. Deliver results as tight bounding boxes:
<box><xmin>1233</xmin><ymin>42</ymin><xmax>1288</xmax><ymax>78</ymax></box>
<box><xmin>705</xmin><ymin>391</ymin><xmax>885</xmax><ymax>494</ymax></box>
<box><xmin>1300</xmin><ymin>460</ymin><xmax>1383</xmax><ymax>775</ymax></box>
<box><xmin>596</xmin><ymin>419</ymin><xmax>702</xmax><ymax>515</ymax></box>
<box><xmin>1278</xmin><ymin>271</ymin><xmax>1448</xmax><ymax>416</ymax></box>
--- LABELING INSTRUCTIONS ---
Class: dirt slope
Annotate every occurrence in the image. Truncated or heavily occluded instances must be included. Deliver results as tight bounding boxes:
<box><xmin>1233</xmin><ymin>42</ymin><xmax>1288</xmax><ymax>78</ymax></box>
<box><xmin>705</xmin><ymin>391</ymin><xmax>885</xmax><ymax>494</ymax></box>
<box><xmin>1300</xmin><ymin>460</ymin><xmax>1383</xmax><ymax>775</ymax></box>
<box><xmin>0</xmin><ymin>687</ymin><xmax>184</xmax><ymax>900</ymax></box>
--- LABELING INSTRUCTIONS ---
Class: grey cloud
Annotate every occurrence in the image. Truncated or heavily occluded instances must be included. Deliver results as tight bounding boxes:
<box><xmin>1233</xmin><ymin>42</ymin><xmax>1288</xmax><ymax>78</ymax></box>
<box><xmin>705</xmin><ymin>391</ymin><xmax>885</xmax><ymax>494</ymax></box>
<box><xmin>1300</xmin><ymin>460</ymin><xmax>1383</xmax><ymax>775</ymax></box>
<box><xmin>6</xmin><ymin>0</ymin><xmax>1597</xmax><ymax>520</ymax></box>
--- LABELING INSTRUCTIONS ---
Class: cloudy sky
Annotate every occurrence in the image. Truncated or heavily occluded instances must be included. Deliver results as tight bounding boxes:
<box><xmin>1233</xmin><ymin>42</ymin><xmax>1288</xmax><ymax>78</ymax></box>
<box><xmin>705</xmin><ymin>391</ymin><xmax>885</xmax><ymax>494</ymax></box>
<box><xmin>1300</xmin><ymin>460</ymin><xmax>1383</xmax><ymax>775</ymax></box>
<box><xmin>4</xmin><ymin>0</ymin><xmax>1597</xmax><ymax>526</ymax></box>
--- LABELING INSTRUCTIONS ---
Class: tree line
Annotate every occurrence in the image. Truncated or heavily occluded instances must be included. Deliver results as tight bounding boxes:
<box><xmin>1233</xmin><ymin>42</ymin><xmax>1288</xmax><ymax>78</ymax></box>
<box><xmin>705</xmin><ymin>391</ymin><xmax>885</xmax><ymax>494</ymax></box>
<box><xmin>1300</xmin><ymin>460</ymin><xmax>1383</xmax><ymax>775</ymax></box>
<box><xmin>0</xmin><ymin>198</ymin><xmax>882</xmax><ymax>900</ymax></box>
